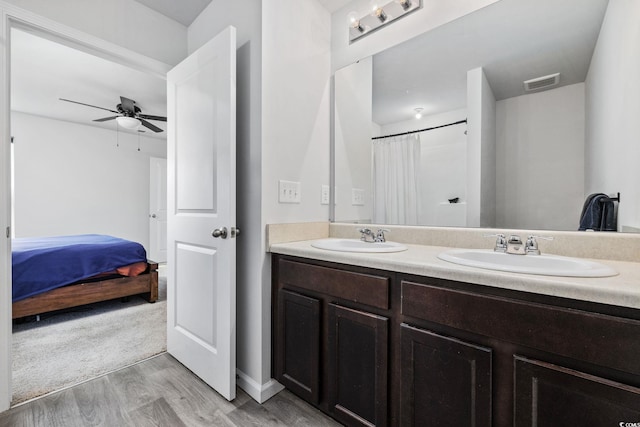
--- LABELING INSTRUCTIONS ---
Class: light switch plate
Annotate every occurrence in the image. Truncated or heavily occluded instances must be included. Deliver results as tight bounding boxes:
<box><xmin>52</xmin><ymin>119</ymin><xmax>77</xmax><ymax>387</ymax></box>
<box><xmin>279</xmin><ymin>180</ymin><xmax>301</xmax><ymax>203</ymax></box>
<box><xmin>321</xmin><ymin>185</ymin><xmax>330</xmax><ymax>205</ymax></box>
<box><xmin>352</xmin><ymin>188</ymin><xmax>365</xmax><ymax>206</ymax></box>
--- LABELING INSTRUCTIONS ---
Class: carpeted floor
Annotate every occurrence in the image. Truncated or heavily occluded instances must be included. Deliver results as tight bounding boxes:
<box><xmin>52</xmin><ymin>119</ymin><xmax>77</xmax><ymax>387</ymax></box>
<box><xmin>11</xmin><ymin>266</ymin><xmax>167</xmax><ymax>404</ymax></box>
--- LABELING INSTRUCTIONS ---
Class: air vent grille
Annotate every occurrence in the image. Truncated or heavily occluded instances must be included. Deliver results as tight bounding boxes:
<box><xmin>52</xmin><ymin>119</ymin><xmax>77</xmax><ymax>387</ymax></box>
<box><xmin>524</xmin><ymin>73</ymin><xmax>560</xmax><ymax>92</ymax></box>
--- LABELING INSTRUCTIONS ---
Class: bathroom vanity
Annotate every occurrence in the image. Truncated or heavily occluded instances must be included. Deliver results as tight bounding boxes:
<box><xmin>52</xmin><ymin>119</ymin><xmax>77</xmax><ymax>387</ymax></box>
<box><xmin>270</xmin><ymin>239</ymin><xmax>640</xmax><ymax>426</ymax></box>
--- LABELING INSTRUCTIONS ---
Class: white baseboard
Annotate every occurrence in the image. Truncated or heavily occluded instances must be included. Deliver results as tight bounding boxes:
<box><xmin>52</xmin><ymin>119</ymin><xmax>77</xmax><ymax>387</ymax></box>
<box><xmin>236</xmin><ymin>369</ymin><xmax>284</xmax><ymax>404</ymax></box>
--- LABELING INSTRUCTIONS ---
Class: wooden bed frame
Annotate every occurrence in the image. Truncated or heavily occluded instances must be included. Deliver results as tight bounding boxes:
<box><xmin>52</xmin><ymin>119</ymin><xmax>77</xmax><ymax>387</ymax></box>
<box><xmin>12</xmin><ymin>261</ymin><xmax>159</xmax><ymax>319</ymax></box>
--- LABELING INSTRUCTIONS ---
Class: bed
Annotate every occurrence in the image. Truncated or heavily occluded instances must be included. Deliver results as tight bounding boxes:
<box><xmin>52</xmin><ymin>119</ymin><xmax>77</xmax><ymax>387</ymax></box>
<box><xmin>12</xmin><ymin>234</ymin><xmax>158</xmax><ymax>320</ymax></box>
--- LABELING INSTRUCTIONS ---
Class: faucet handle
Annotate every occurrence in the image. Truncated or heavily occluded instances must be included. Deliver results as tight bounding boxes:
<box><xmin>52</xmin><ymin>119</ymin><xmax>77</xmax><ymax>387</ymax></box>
<box><xmin>375</xmin><ymin>228</ymin><xmax>390</xmax><ymax>242</ymax></box>
<box><xmin>484</xmin><ymin>233</ymin><xmax>507</xmax><ymax>252</ymax></box>
<box><xmin>358</xmin><ymin>228</ymin><xmax>373</xmax><ymax>242</ymax></box>
<box><xmin>525</xmin><ymin>235</ymin><xmax>554</xmax><ymax>255</ymax></box>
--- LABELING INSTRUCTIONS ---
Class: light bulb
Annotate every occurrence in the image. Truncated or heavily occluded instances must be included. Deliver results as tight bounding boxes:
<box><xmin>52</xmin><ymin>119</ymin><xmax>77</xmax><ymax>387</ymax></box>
<box><xmin>347</xmin><ymin>11</ymin><xmax>364</xmax><ymax>32</ymax></box>
<box><xmin>414</xmin><ymin>108</ymin><xmax>423</xmax><ymax>119</ymax></box>
<box><xmin>397</xmin><ymin>0</ymin><xmax>412</xmax><ymax>10</ymax></box>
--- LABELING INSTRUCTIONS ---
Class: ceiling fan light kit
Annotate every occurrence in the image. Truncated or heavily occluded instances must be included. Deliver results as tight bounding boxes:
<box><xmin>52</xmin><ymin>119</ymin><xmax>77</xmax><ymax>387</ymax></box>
<box><xmin>116</xmin><ymin>116</ymin><xmax>142</xmax><ymax>129</ymax></box>
<box><xmin>59</xmin><ymin>96</ymin><xmax>166</xmax><ymax>133</ymax></box>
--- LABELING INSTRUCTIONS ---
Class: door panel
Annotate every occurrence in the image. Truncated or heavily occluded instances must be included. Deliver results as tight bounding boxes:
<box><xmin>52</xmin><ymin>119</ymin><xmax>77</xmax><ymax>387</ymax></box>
<box><xmin>166</xmin><ymin>26</ymin><xmax>236</xmax><ymax>401</ymax></box>
<box><xmin>514</xmin><ymin>356</ymin><xmax>640</xmax><ymax>426</ymax></box>
<box><xmin>328</xmin><ymin>303</ymin><xmax>388</xmax><ymax>427</ymax></box>
<box><xmin>400</xmin><ymin>323</ymin><xmax>492</xmax><ymax>427</ymax></box>
<box><xmin>275</xmin><ymin>289</ymin><xmax>321</xmax><ymax>404</ymax></box>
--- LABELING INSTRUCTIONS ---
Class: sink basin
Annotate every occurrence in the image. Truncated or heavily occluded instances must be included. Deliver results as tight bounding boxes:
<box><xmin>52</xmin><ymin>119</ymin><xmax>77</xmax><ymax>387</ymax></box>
<box><xmin>438</xmin><ymin>249</ymin><xmax>617</xmax><ymax>277</ymax></box>
<box><xmin>311</xmin><ymin>238</ymin><xmax>408</xmax><ymax>253</ymax></box>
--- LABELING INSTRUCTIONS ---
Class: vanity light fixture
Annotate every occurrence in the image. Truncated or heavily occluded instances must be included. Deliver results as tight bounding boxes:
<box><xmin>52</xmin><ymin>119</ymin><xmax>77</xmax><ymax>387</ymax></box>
<box><xmin>349</xmin><ymin>0</ymin><xmax>421</xmax><ymax>43</ymax></box>
<box><xmin>414</xmin><ymin>108</ymin><xmax>423</xmax><ymax>119</ymax></box>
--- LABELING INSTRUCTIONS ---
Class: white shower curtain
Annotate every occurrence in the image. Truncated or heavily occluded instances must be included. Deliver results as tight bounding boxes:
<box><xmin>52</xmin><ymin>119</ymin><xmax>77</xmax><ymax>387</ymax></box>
<box><xmin>373</xmin><ymin>134</ymin><xmax>421</xmax><ymax>225</ymax></box>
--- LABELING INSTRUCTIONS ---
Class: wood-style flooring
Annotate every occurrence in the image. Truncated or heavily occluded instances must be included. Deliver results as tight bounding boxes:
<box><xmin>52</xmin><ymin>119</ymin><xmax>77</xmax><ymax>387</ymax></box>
<box><xmin>0</xmin><ymin>353</ymin><xmax>342</xmax><ymax>427</ymax></box>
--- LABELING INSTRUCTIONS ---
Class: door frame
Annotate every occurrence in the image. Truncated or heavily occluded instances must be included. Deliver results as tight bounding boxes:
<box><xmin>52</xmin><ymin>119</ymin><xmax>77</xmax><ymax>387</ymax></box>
<box><xmin>0</xmin><ymin>2</ymin><xmax>171</xmax><ymax>411</ymax></box>
<box><xmin>149</xmin><ymin>156</ymin><xmax>168</xmax><ymax>263</ymax></box>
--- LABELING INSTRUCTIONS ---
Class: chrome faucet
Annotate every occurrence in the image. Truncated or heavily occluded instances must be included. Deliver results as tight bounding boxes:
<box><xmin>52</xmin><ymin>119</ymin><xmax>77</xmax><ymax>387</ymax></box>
<box><xmin>487</xmin><ymin>233</ymin><xmax>553</xmax><ymax>255</ymax></box>
<box><xmin>359</xmin><ymin>228</ymin><xmax>390</xmax><ymax>243</ymax></box>
<box><xmin>506</xmin><ymin>235</ymin><xmax>525</xmax><ymax>255</ymax></box>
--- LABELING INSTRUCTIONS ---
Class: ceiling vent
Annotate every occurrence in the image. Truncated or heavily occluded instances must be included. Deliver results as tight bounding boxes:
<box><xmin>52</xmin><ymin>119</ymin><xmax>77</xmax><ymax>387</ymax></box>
<box><xmin>523</xmin><ymin>73</ymin><xmax>560</xmax><ymax>92</ymax></box>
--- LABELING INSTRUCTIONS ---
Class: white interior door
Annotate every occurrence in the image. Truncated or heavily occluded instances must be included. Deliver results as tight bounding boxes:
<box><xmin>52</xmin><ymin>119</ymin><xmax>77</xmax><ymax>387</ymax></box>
<box><xmin>166</xmin><ymin>26</ymin><xmax>237</xmax><ymax>401</ymax></box>
<box><xmin>149</xmin><ymin>157</ymin><xmax>167</xmax><ymax>263</ymax></box>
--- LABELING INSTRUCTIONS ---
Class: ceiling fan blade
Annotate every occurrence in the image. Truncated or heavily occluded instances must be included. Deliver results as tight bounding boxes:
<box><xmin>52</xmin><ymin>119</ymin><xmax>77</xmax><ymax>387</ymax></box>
<box><xmin>59</xmin><ymin>98</ymin><xmax>119</xmax><ymax>114</ymax></box>
<box><xmin>120</xmin><ymin>96</ymin><xmax>136</xmax><ymax>113</ymax></box>
<box><xmin>139</xmin><ymin>118</ymin><xmax>163</xmax><ymax>133</ymax></box>
<box><xmin>93</xmin><ymin>116</ymin><xmax>120</xmax><ymax>122</ymax></box>
<box><xmin>138</xmin><ymin>114</ymin><xmax>167</xmax><ymax>122</ymax></box>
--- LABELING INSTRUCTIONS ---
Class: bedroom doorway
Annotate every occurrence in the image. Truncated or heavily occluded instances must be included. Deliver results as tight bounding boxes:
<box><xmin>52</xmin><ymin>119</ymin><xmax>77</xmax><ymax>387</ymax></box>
<box><xmin>5</xmin><ymin>18</ymin><xmax>170</xmax><ymax>407</ymax></box>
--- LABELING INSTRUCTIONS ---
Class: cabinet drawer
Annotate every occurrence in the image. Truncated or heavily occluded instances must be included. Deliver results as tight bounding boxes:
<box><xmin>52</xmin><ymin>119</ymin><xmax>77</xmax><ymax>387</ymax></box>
<box><xmin>278</xmin><ymin>259</ymin><xmax>390</xmax><ymax>310</ymax></box>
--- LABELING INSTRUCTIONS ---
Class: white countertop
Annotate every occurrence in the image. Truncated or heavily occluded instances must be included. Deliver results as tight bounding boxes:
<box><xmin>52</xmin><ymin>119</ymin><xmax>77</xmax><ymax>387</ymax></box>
<box><xmin>269</xmin><ymin>240</ymin><xmax>640</xmax><ymax>309</ymax></box>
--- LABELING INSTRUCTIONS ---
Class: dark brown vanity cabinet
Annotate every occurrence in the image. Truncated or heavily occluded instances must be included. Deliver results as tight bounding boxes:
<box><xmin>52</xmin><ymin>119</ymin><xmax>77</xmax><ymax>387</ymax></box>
<box><xmin>400</xmin><ymin>276</ymin><xmax>640</xmax><ymax>426</ymax></box>
<box><xmin>272</xmin><ymin>255</ymin><xmax>640</xmax><ymax>427</ymax></box>
<box><xmin>272</xmin><ymin>256</ymin><xmax>392</xmax><ymax>427</ymax></box>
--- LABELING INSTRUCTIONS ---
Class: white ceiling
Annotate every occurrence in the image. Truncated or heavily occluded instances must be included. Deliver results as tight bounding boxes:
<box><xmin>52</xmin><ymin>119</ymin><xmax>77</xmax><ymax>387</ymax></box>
<box><xmin>133</xmin><ymin>0</ymin><xmax>350</xmax><ymax>25</ymax></box>
<box><xmin>11</xmin><ymin>29</ymin><xmax>167</xmax><ymax>139</ymax></box>
<box><xmin>372</xmin><ymin>0</ymin><xmax>610</xmax><ymax>125</ymax></box>
<box><xmin>317</xmin><ymin>0</ymin><xmax>353</xmax><ymax>13</ymax></box>
<box><xmin>133</xmin><ymin>0</ymin><xmax>212</xmax><ymax>26</ymax></box>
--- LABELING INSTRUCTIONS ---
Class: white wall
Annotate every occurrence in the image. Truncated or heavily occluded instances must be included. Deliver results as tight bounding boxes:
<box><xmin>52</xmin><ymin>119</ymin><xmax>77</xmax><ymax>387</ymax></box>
<box><xmin>496</xmin><ymin>83</ymin><xmax>585</xmax><ymax>231</ymax></box>
<box><xmin>334</xmin><ymin>57</ymin><xmax>372</xmax><ymax>222</ymax></box>
<box><xmin>2</xmin><ymin>0</ymin><xmax>186</xmax><ymax>65</ymax></box>
<box><xmin>262</xmin><ymin>0</ymin><xmax>331</xmax><ymax>225</ymax></box>
<box><xmin>380</xmin><ymin>109</ymin><xmax>467</xmax><ymax>226</ymax></box>
<box><xmin>586</xmin><ymin>0</ymin><xmax>640</xmax><ymax>230</ymax></box>
<box><xmin>331</xmin><ymin>0</ymin><xmax>499</xmax><ymax>72</ymax></box>
<box><xmin>261</xmin><ymin>0</ymin><xmax>331</xmax><ymax>398</ymax></box>
<box><xmin>466</xmin><ymin>67</ymin><xmax>496</xmax><ymax>228</ymax></box>
<box><xmin>12</xmin><ymin>112</ymin><xmax>166</xmax><ymax>252</ymax></box>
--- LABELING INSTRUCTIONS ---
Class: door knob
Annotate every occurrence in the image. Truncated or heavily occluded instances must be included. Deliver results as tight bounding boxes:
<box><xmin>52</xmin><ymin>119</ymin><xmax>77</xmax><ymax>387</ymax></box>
<box><xmin>212</xmin><ymin>227</ymin><xmax>228</xmax><ymax>239</ymax></box>
<box><xmin>150</xmin><ymin>214</ymin><xmax>157</xmax><ymax>218</ymax></box>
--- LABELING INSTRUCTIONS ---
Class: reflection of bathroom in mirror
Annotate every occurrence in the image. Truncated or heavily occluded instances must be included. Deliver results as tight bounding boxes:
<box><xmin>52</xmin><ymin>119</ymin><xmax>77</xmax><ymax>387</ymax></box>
<box><xmin>334</xmin><ymin>0</ymin><xmax>640</xmax><ymax>232</ymax></box>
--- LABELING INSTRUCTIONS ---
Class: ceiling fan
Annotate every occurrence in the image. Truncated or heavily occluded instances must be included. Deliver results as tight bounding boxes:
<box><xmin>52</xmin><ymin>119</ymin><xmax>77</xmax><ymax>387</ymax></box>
<box><xmin>59</xmin><ymin>96</ymin><xmax>166</xmax><ymax>133</ymax></box>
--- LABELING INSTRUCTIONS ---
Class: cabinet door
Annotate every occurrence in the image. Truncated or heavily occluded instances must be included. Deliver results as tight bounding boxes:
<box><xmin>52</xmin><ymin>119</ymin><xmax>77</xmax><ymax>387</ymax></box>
<box><xmin>328</xmin><ymin>303</ymin><xmax>388</xmax><ymax>427</ymax></box>
<box><xmin>514</xmin><ymin>356</ymin><xmax>640</xmax><ymax>426</ymax></box>
<box><xmin>275</xmin><ymin>290</ymin><xmax>321</xmax><ymax>403</ymax></box>
<box><xmin>400</xmin><ymin>324</ymin><xmax>492</xmax><ymax>427</ymax></box>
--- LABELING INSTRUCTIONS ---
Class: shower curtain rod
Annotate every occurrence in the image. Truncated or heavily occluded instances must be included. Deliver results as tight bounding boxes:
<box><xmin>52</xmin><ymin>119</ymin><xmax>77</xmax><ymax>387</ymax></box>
<box><xmin>371</xmin><ymin>119</ymin><xmax>467</xmax><ymax>140</ymax></box>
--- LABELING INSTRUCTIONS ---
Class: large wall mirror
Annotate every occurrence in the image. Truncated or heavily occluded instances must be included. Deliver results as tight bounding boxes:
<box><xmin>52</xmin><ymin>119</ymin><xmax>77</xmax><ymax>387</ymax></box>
<box><xmin>333</xmin><ymin>0</ymin><xmax>639</xmax><ymax>233</ymax></box>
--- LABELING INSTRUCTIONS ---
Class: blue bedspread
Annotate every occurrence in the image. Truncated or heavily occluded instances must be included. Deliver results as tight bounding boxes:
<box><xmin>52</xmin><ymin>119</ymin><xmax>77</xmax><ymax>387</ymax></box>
<box><xmin>12</xmin><ymin>234</ymin><xmax>147</xmax><ymax>303</ymax></box>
